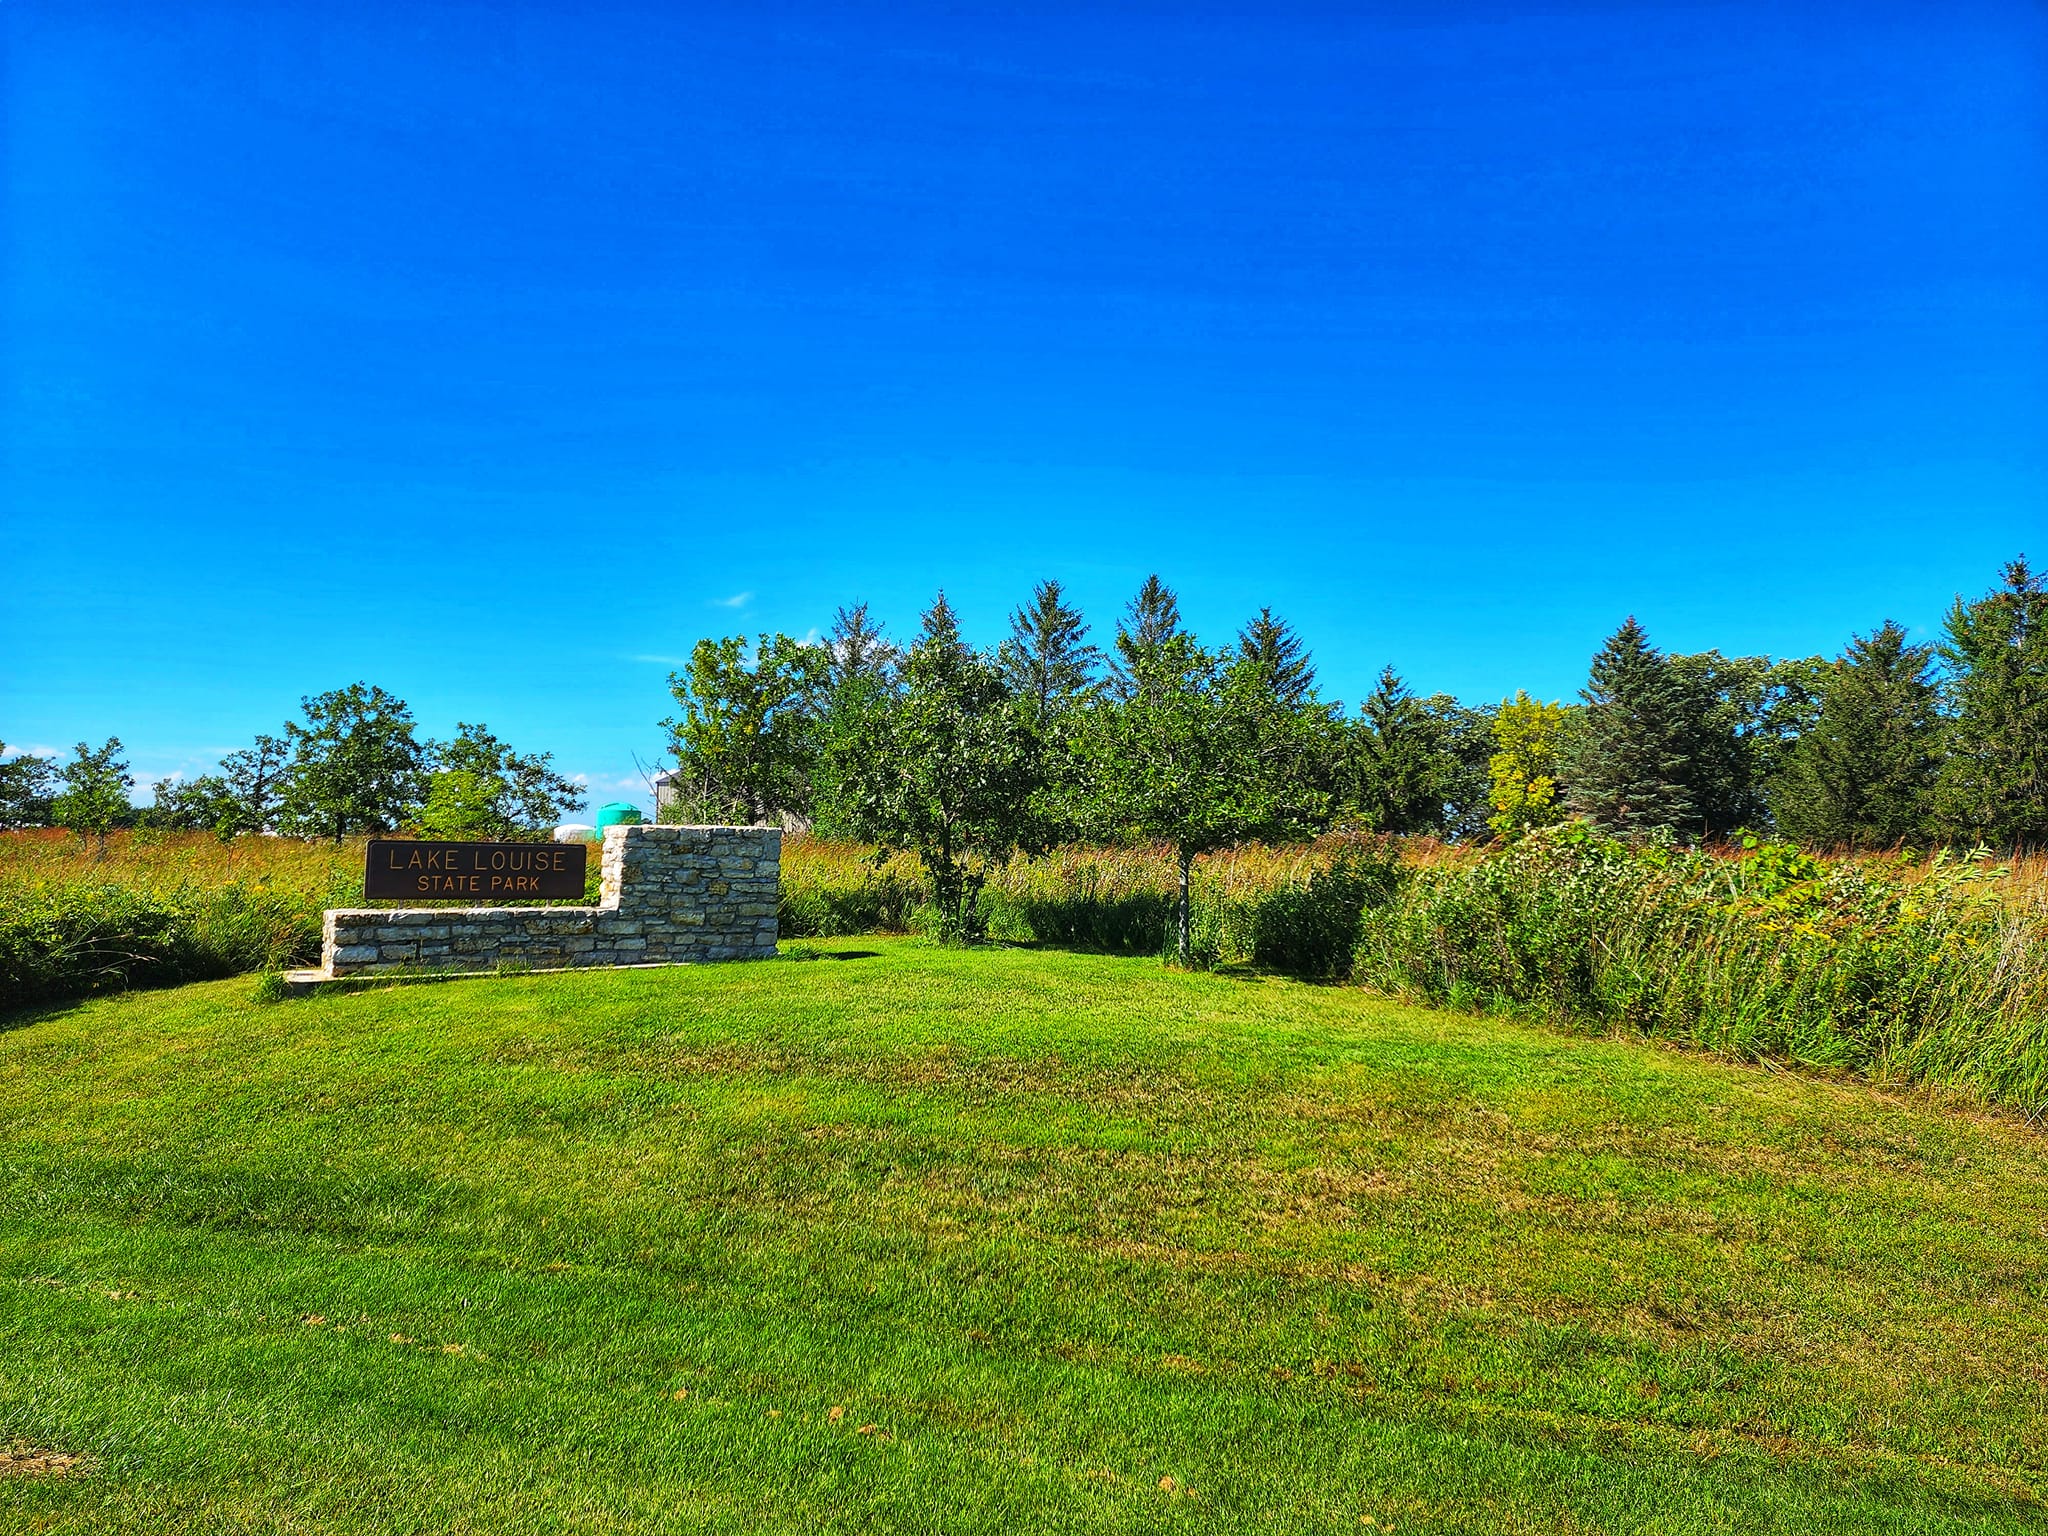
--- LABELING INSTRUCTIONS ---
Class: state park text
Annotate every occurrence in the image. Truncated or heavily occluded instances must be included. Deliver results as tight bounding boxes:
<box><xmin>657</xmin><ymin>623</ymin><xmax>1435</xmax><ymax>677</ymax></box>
<box><xmin>363</xmin><ymin>839</ymin><xmax>588</xmax><ymax>900</ymax></box>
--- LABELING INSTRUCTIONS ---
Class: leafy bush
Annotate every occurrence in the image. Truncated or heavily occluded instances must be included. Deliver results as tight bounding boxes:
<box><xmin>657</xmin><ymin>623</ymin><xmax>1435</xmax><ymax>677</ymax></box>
<box><xmin>1356</xmin><ymin>826</ymin><xmax>2048</xmax><ymax>1112</ymax></box>
<box><xmin>0</xmin><ymin>882</ymin><xmax>320</xmax><ymax>1009</ymax></box>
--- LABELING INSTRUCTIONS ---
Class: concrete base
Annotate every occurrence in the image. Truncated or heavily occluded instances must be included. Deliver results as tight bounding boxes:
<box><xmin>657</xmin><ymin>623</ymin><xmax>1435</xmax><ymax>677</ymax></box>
<box><xmin>278</xmin><ymin>954</ymin><xmax>781</xmax><ymax>994</ymax></box>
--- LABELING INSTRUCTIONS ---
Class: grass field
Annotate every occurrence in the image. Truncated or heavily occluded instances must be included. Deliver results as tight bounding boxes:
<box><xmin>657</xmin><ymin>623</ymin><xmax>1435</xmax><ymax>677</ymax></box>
<box><xmin>4</xmin><ymin>942</ymin><xmax>2047</xmax><ymax>1532</ymax></box>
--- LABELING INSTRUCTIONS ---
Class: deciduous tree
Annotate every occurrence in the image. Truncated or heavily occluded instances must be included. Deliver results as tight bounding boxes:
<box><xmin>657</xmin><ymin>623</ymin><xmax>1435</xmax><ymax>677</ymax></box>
<box><xmin>420</xmin><ymin>722</ymin><xmax>585</xmax><ymax>838</ymax></box>
<box><xmin>827</xmin><ymin>596</ymin><xmax>1037</xmax><ymax>940</ymax></box>
<box><xmin>662</xmin><ymin>634</ymin><xmax>829</xmax><ymax>825</ymax></box>
<box><xmin>276</xmin><ymin>685</ymin><xmax>427</xmax><ymax>840</ymax></box>
<box><xmin>1080</xmin><ymin>635</ymin><xmax>1327</xmax><ymax>964</ymax></box>
<box><xmin>0</xmin><ymin>745</ymin><xmax>58</xmax><ymax>828</ymax></box>
<box><xmin>1488</xmin><ymin>692</ymin><xmax>1568</xmax><ymax>839</ymax></box>
<box><xmin>53</xmin><ymin>737</ymin><xmax>133</xmax><ymax>855</ymax></box>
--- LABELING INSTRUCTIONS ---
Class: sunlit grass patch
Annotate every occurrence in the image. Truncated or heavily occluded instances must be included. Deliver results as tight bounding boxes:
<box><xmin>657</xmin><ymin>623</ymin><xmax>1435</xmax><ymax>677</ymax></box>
<box><xmin>3</xmin><ymin>942</ymin><xmax>2046</xmax><ymax>1531</ymax></box>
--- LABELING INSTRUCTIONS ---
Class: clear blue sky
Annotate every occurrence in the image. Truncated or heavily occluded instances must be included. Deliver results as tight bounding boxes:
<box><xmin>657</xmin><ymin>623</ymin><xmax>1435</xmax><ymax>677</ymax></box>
<box><xmin>4</xmin><ymin>2</ymin><xmax>2043</xmax><ymax>811</ymax></box>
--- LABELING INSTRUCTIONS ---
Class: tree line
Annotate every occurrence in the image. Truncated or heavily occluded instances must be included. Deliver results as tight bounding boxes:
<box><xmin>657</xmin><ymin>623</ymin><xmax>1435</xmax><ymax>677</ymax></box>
<box><xmin>0</xmin><ymin>684</ymin><xmax>584</xmax><ymax>850</ymax></box>
<box><xmin>3</xmin><ymin>557</ymin><xmax>2038</xmax><ymax>958</ymax></box>
<box><xmin>661</xmin><ymin>558</ymin><xmax>2045</xmax><ymax>955</ymax></box>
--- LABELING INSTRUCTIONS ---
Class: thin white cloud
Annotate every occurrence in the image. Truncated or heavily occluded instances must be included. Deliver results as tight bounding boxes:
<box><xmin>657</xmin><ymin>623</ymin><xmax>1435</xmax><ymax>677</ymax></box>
<box><xmin>628</xmin><ymin>653</ymin><xmax>692</xmax><ymax>666</ymax></box>
<box><xmin>710</xmin><ymin>591</ymin><xmax>754</xmax><ymax>609</ymax></box>
<box><xmin>0</xmin><ymin>743</ymin><xmax>60</xmax><ymax>759</ymax></box>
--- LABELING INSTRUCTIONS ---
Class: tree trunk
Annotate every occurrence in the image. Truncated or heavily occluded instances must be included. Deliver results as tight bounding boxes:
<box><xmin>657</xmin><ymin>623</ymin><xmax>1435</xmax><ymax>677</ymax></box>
<box><xmin>1176</xmin><ymin>847</ymin><xmax>1193</xmax><ymax>968</ymax></box>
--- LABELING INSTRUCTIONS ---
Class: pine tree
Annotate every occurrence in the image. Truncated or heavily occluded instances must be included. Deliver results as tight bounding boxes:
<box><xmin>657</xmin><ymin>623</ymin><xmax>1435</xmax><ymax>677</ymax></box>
<box><xmin>1771</xmin><ymin>621</ymin><xmax>1939</xmax><ymax>849</ymax></box>
<box><xmin>1000</xmin><ymin>580</ymin><xmax>1101</xmax><ymax>716</ymax></box>
<box><xmin>1937</xmin><ymin>557</ymin><xmax>2048</xmax><ymax>848</ymax></box>
<box><xmin>1111</xmin><ymin>575</ymin><xmax>1183</xmax><ymax>698</ymax></box>
<box><xmin>826</xmin><ymin>602</ymin><xmax>899</xmax><ymax>687</ymax></box>
<box><xmin>1568</xmin><ymin>618</ymin><xmax>1698</xmax><ymax>838</ymax></box>
<box><xmin>1348</xmin><ymin>667</ymin><xmax>1445</xmax><ymax>833</ymax></box>
<box><xmin>1235</xmin><ymin>607</ymin><xmax>1315</xmax><ymax>705</ymax></box>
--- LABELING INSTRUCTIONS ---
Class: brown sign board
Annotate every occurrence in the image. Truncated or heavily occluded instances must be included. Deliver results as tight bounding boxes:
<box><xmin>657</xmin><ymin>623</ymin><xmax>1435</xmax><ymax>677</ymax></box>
<box><xmin>364</xmin><ymin>839</ymin><xmax>588</xmax><ymax>901</ymax></box>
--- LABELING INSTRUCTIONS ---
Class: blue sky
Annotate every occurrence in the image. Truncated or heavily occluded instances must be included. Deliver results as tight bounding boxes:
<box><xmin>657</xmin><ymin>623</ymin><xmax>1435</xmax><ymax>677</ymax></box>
<box><xmin>4</xmin><ymin>2</ymin><xmax>2043</xmax><ymax>810</ymax></box>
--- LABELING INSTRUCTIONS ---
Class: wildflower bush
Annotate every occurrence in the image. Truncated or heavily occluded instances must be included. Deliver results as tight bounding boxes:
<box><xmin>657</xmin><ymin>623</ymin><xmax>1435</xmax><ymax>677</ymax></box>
<box><xmin>1357</xmin><ymin>826</ymin><xmax>2048</xmax><ymax>1112</ymax></box>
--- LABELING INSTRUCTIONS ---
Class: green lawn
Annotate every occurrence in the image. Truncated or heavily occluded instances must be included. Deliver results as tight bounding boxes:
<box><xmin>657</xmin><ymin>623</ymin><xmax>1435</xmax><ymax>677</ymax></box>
<box><xmin>3</xmin><ymin>942</ymin><xmax>2045</xmax><ymax>1533</ymax></box>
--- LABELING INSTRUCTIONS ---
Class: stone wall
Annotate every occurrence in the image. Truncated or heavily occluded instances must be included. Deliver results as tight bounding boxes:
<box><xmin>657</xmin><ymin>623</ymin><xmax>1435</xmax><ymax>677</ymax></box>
<box><xmin>321</xmin><ymin>824</ymin><xmax>779</xmax><ymax>978</ymax></box>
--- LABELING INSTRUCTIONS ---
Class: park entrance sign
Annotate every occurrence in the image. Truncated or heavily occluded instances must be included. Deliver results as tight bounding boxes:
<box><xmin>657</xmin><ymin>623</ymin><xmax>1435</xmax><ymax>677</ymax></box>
<box><xmin>365</xmin><ymin>838</ymin><xmax>586</xmax><ymax>901</ymax></box>
<box><xmin>303</xmin><ymin>824</ymin><xmax>780</xmax><ymax>983</ymax></box>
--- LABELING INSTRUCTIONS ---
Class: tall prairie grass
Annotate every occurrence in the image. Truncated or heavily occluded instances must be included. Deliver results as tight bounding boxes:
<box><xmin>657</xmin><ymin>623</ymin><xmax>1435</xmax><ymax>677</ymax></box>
<box><xmin>1357</xmin><ymin>829</ymin><xmax>2048</xmax><ymax>1113</ymax></box>
<box><xmin>6</xmin><ymin>828</ymin><xmax>2045</xmax><ymax>1115</ymax></box>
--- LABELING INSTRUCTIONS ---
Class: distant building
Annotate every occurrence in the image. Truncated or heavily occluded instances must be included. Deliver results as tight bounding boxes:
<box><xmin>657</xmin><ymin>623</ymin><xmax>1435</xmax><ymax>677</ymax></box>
<box><xmin>649</xmin><ymin>769</ymin><xmax>808</xmax><ymax>832</ymax></box>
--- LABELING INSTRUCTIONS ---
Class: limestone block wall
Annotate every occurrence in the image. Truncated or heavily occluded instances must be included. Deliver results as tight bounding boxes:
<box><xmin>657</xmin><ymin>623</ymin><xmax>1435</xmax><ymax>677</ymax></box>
<box><xmin>321</xmin><ymin>824</ymin><xmax>780</xmax><ymax>978</ymax></box>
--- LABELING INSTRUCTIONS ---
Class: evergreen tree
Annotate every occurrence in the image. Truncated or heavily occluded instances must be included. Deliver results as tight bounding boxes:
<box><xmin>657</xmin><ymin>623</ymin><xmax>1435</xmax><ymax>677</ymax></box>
<box><xmin>826</xmin><ymin>602</ymin><xmax>899</xmax><ymax>688</ymax></box>
<box><xmin>1110</xmin><ymin>574</ymin><xmax>1183</xmax><ymax>698</ymax></box>
<box><xmin>1000</xmin><ymin>579</ymin><xmax>1101</xmax><ymax>716</ymax></box>
<box><xmin>54</xmin><ymin>738</ymin><xmax>134</xmax><ymax>855</ymax></box>
<box><xmin>1772</xmin><ymin>621</ymin><xmax>1938</xmax><ymax>849</ymax></box>
<box><xmin>1235</xmin><ymin>607</ymin><xmax>1315</xmax><ymax>705</ymax></box>
<box><xmin>1937</xmin><ymin>557</ymin><xmax>2048</xmax><ymax>848</ymax></box>
<box><xmin>1568</xmin><ymin>619</ymin><xmax>1698</xmax><ymax>838</ymax></box>
<box><xmin>1348</xmin><ymin>668</ymin><xmax>1444</xmax><ymax>834</ymax></box>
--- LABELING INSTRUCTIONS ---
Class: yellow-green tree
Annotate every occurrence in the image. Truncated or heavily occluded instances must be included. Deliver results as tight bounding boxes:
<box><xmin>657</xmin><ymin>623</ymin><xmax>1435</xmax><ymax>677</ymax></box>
<box><xmin>1487</xmin><ymin>692</ymin><xmax>1567</xmax><ymax>838</ymax></box>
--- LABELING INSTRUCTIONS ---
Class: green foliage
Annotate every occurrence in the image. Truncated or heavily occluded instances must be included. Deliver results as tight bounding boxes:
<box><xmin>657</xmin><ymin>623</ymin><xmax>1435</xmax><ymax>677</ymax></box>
<box><xmin>1345</xmin><ymin>668</ymin><xmax>1487</xmax><ymax>835</ymax></box>
<box><xmin>663</xmin><ymin>633</ymin><xmax>829</xmax><ymax>825</ymax></box>
<box><xmin>1235</xmin><ymin>606</ymin><xmax>1315</xmax><ymax>705</ymax></box>
<box><xmin>1937</xmin><ymin>556</ymin><xmax>2048</xmax><ymax>849</ymax></box>
<box><xmin>997</xmin><ymin>580</ymin><xmax>1102</xmax><ymax>847</ymax></box>
<box><xmin>276</xmin><ymin>684</ymin><xmax>427</xmax><ymax>840</ymax></box>
<box><xmin>0</xmin><ymin>745</ymin><xmax>58</xmax><ymax>828</ymax></box>
<box><xmin>1079</xmin><ymin>635</ymin><xmax>1328</xmax><ymax>963</ymax></box>
<box><xmin>0</xmin><ymin>879</ymin><xmax>318</xmax><ymax>1009</ymax></box>
<box><xmin>413</xmin><ymin>768</ymin><xmax>511</xmax><ymax>839</ymax></box>
<box><xmin>219</xmin><ymin>733</ymin><xmax>290</xmax><ymax>834</ymax></box>
<box><xmin>825</xmin><ymin>596</ymin><xmax>1037</xmax><ymax>941</ymax></box>
<box><xmin>421</xmin><ymin>722</ymin><xmax>584</xmax><ymax>837</ymax></box>
<box><xmin>1241</xmin><ymin>843</ymin><xmax>1403</xmax><ymax>979</ymax></box>
<box><xmin>999</xmin><ymin>579</ymin><xmax>1101</xmax><ymax>717</ymax></box>
<box><xmin>1357</xmin><ymin>827</ymin><xmax>2047</xmax><ymax>1107</ymax></box>
<box><xmin>1568</xmin><ymin>619</ymin><xmax>1698</xmax><ymax>838</ymax></box>
<box><xmin>1107</xmin><ymin>573</ymin><xmax>1183</xmax><ymax>699</ymax></box>
<box><xmin>1773</xmin><ymin>620</ymin><xmax>1940</xmax><ymax>848</ymax></box>
<box><xmin>52</xmin><ymin>737</ymin><xmax>134</xmax><ymax>854</ymax></box>
<box><xmin>141</xmin><ymin>772</ymin><xmax>240</xmax><ymax>835</ymax></box>
<box><xmin>1488</xmin><ymin>691</ymin><xmax>1568</xmax><ymax>838</ymax></box>
<box><xmin>824</xmin><ymin>600</ymin><xmax>900</xmax><ymax>688</ymax></box>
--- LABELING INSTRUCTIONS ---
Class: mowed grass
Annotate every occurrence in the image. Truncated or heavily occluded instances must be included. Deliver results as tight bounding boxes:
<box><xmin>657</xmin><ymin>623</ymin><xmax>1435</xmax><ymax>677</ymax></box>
<box><xmin>2</xmin><ymin>944</ymin><xmax>2046</xmax><ymax>1533</ymax></box>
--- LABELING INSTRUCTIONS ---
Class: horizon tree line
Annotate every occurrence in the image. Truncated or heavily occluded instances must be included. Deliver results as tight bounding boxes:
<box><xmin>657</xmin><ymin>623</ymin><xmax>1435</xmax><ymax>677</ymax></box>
<box><xmin>657</xmin><ymin>556</ymin><xmax>2046</xmax><ymax>950</ymax></box>
<box><xmin>0</xmin><ymin>687</ymin><xmax>584</xmax><ymax>851</ymax></box>
<box><xmin>2</xmin><ymin>557</ymin><xmax>2040</xmax><ymax>947</ymax></box>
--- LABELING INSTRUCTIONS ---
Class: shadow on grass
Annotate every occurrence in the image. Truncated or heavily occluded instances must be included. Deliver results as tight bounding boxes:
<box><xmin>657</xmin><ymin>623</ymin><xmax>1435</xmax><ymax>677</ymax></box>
<box><xmin>0</xmin><ymin>997</ymin><xmax>95</xmax><ymax>1035</ymax></box>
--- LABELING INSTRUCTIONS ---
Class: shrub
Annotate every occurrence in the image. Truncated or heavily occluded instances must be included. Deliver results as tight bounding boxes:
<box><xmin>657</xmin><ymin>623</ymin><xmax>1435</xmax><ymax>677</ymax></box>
<box><xmin>1355</xmin><ymin>826</ymin><xmax>2048</xmax><ymax>1112</ymax></box>
<box><xmin>0</xmin><ymin>881</ymin><xmax>319</xmax><ymax>1009</ymax></box>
